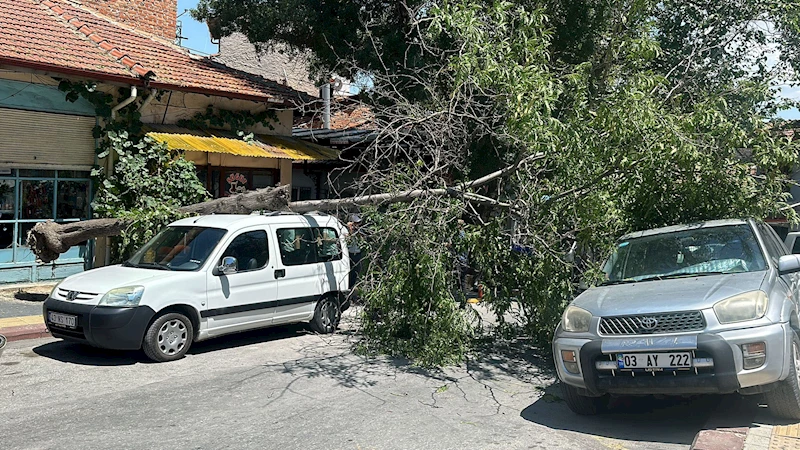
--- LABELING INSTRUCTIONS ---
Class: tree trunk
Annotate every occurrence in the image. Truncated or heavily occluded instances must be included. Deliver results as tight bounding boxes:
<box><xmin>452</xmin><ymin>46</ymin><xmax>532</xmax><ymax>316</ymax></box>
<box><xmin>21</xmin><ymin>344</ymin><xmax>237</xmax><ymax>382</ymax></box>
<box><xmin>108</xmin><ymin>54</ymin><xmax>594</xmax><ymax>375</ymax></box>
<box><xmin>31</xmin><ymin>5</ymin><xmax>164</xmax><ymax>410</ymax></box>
<box><xmin>26</xmin><ymin>155</ymin><xmax>542</xmax><ymax>263</ymax></box>
<box><xmin>27</xmin><ymin>186</ymin><xmax>291</xmax><ymax>263</ymax></box>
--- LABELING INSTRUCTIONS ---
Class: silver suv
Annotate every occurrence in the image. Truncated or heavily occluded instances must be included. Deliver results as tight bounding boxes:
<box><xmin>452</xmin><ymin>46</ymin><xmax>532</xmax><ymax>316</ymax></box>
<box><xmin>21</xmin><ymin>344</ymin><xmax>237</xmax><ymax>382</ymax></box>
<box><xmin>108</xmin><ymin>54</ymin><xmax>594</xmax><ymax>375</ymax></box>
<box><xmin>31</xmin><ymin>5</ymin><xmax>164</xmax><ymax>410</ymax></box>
<box><xmin>553</xmin><ymin>219</ymin><xmax>800</xmax><ymax>418</ymax></box>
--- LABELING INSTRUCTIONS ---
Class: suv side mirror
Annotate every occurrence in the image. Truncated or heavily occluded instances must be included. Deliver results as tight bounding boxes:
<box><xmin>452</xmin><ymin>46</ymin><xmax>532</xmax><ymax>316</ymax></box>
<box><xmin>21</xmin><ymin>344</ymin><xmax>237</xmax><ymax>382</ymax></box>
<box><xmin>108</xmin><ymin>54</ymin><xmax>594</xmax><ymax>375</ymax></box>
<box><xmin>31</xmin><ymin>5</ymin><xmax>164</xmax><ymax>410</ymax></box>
<box><xmin>778</xmin><ymin>255</ymin><xmax>800</xmax><ymax>276</ymax></box>
<box><xmin>217</xmin><ymin>256</ymin><xmax>238</xmax><ymax>275</ymax></box>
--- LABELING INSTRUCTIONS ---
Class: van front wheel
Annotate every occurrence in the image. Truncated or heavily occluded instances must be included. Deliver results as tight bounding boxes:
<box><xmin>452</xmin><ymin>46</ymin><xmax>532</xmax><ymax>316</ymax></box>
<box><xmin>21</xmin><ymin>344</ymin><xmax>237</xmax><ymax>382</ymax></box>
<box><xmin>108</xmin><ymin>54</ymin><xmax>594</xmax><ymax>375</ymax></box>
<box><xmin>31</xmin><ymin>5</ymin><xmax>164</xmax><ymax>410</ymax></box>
<box><xmin>142</xmin><ymin>313</ymin><xmax>194</xmax><ymax>362</ymax></box>
<box><xmin>310</xmin><ymin>296</ymin><xmax>340</xmax><ymax>334</ymax></box>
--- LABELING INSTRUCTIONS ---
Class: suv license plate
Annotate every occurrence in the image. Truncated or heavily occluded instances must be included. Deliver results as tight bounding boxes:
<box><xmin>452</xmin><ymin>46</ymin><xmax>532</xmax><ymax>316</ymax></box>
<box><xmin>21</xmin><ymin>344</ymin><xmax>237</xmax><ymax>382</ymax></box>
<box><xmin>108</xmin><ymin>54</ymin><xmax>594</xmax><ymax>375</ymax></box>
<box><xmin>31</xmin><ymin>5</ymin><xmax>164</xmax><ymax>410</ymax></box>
<box><xmin>617</xmin><ymin>352</ymin><xmax>692</xmax><ymax>370</ymax></box>
<box><xmin>48</xmin><ymin>312</ymin><xmax>77</xmax><ymax>329</ymax></box>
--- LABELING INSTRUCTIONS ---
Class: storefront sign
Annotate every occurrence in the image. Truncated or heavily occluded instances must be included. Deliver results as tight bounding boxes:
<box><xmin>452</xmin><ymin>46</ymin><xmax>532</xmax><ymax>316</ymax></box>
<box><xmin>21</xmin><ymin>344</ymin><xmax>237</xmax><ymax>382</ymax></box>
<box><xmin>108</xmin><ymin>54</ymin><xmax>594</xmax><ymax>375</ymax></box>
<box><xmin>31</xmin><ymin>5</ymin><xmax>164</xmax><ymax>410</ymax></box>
<box><xmin>226</xmin><ymin>172</ymin><xmax>248</xmax><ymax>195</ymax></box>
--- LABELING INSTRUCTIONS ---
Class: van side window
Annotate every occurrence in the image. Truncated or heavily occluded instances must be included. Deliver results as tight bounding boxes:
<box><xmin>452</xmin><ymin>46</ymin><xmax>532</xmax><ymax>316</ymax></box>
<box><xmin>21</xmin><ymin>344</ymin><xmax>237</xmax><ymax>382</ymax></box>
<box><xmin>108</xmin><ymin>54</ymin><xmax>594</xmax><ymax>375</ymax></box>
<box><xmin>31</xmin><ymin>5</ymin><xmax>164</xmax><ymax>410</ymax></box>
<box><xmin>276</xmin><ymin>228</ymin><xmax>316</xmax><ymax>266</ymax></box>
<box><xmin>316</xmin><ymin>228</ymin><xmax>342</xmax><ymax>262</ymax></box>
<box><xmin>793</xmin><ymin>238</ymin><xmax>800</xmax><ymax>255</ymax></box>
<box><xmin>221</xmin><ymin>230</ymin><xmax>269</xmax><ymax>272</ymax></box>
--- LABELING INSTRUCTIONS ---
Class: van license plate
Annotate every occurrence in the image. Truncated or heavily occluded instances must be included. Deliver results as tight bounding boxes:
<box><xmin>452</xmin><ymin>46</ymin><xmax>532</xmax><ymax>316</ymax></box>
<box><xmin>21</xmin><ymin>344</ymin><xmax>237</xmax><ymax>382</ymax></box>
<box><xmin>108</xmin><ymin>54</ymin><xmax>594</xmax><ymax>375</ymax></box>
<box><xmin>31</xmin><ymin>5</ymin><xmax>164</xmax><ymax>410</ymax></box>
<box><xmin>48</xmin><ymin>312</ymin><xmax>77</xmax><ymax>329</ymax></box>
<box><xmin>617</xmin><ymin>352</ymin><xmax>692</xmax><ymax>370</ymax></box>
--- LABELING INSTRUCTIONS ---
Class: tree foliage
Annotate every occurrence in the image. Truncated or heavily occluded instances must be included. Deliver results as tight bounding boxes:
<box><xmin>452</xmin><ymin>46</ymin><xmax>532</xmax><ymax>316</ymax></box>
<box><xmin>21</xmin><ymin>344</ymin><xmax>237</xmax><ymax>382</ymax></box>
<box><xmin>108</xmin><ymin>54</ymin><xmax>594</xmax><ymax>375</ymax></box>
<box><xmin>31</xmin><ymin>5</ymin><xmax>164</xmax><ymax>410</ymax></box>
<box><xmin>59</xmin><ymin>82</ymin><xmax>209</xmax><ymax>260</ymax></box>
<box><xmin>198</xmin><ymin>0</ymin><xmax>800</xmax><ymax>365</ymax></box>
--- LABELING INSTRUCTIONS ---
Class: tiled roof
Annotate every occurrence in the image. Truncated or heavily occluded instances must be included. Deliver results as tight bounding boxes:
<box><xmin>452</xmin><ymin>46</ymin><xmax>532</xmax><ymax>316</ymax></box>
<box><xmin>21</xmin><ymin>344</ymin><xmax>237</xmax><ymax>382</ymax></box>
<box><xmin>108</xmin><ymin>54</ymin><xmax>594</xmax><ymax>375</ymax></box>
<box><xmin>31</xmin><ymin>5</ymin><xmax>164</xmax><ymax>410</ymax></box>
<box><xmin>0</xmin><ymin>0</ymin><xmax>311</xmax><ymax>103</ymax></box>
<box><xmin>295</xmin><ymin>104</ymin><xmax>375</xmax><ymax>131</ymax></box>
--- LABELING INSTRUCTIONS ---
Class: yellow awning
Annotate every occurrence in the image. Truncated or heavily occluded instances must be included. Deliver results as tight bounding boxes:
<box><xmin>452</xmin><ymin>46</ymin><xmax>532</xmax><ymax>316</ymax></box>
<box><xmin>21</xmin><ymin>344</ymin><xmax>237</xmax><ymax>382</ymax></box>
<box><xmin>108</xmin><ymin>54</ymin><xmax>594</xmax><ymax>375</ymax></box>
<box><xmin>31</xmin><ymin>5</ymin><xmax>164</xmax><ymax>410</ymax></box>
<box><xmin>143</xmin><ymin>124</ymin><xmax>339</xmax><ymax>161</ymax></box>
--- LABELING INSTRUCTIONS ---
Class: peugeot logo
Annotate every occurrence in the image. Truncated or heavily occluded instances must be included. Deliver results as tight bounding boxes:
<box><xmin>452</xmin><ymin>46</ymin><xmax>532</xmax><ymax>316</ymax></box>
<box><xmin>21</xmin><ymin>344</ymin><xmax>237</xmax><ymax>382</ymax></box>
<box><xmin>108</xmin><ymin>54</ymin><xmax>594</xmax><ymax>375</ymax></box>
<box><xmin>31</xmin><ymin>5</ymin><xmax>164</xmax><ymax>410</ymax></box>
<box><xmin>66</xmin><ymin>291</ymin><xmax>78</xmax><ymax>301</ymax></box>
<box><xmin>640</xmin><ymin>317</ymin><xmax>659</xmax><ymax>331</ymax></box>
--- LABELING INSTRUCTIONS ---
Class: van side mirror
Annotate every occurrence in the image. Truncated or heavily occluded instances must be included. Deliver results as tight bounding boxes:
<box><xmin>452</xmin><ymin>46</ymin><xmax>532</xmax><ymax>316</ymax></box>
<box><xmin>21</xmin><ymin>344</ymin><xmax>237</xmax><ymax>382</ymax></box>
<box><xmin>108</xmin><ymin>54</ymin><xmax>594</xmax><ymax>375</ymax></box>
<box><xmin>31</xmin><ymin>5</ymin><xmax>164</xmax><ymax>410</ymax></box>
<box><xmin>217</xmin><ymin>256</ymin><xmax>238</xmax><ymax>275</ymax></box>
<box><xmin>778</xmin><ymin>255</ymin><xmax>800</xmax><ymax>276</ymax></box>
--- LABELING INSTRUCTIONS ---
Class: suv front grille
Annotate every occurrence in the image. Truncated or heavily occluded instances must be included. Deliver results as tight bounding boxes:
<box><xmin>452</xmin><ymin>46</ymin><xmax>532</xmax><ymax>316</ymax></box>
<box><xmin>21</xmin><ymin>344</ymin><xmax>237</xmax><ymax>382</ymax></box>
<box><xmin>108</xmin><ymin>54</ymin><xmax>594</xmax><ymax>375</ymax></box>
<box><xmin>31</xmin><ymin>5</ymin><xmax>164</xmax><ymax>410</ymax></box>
<box><xmin>599</xmin><ymin>311</ymin><xmax>705</xmax><ymax>335</ymax></box>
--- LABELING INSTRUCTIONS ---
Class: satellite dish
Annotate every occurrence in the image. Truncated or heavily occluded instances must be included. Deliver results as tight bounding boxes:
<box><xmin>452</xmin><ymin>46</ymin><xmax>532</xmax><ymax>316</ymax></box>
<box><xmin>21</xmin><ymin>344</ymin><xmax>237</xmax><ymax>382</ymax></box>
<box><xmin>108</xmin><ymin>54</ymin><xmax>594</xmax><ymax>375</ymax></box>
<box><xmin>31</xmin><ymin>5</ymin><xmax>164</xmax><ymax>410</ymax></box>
<box><xmin>331</xmin><ymin>78</ymin><xmax>344</xmax><ymax>92</ymax></box>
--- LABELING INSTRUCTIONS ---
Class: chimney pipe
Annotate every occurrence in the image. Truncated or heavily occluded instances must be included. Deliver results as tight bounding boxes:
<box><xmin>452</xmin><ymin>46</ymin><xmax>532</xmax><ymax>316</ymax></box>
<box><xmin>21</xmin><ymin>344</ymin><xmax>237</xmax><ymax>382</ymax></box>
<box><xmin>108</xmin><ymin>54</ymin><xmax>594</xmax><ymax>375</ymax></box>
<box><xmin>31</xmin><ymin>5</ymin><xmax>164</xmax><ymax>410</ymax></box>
<box><xmin>322</xmin><ymin>83</ymin><xmax>331</xmax><ymax>130</ymax></box>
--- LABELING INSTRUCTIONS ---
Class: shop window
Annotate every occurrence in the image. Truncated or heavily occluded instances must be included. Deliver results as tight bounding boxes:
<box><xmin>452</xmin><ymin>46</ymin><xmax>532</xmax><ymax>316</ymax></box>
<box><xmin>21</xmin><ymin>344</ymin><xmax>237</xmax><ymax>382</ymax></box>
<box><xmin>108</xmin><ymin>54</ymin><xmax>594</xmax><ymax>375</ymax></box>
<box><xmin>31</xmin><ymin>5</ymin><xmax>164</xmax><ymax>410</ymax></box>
<box><xmin>57</xmin><ymin>170</ymin><xmax>91</xmax><ymax>179</ymax></box>
<box><xmin>223</xmin><ymin>170</ymin><xmax>249</xmax><ymax>196</ymax></box>
<box><xmin>21</xmin><ymin>180</ymin><xmax>54</xmax><ymax>219</ymax></box>
<box><xmin>57</xmin><ymin>180</ymin><xmax>90</xmax><ymax>219</ymax></box>
<box><xmin>196</xmin><ymin>168</ymin><xmax>207</xmax><ymax>189</ymax></box>
<box><xmin>252</xmin><ymin>170</ymin><xmax>275</xmax><ymax>190</ymax></box>
<box><xmin>0</xmin><ymin>180</ymin><xmax>15</xmax><ymax>221</ymax></box>
<box><xmin>292</xmin><ymin>187</ymin><xmax>313</xmax><ymax>201</ymax></box>
<box><xmin>18</xmin><ymin>169</ymin><xmax>55</xmax><ymax>178</ymax></box>
<box><xmin>211</xmin><ymin>169</ymin><xmax>221</xmax><ymax>198</ymax></box>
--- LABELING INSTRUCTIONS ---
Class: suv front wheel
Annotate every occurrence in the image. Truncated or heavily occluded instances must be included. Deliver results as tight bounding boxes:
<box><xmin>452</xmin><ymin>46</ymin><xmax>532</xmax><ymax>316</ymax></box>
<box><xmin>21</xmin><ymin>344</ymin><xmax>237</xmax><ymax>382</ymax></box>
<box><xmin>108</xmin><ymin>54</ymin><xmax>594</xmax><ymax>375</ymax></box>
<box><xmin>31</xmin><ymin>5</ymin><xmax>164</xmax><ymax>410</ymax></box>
<box><xmin>561</xmin><ymin>383</ymin><xmax>608</xmax><ymax>415</ymax></box>
<box><xmin>765</xmin><ymin>332</ymin><xmax>800</xmax><ymax>420</ymax></box>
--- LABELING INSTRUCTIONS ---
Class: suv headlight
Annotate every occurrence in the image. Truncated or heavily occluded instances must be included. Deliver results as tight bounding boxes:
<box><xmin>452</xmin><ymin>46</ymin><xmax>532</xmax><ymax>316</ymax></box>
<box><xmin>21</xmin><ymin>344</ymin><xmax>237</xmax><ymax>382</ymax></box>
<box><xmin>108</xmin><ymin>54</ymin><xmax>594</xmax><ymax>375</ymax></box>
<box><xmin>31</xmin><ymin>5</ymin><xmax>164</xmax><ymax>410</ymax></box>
<box><xmin>99</xmin><ymin>286</ymin><xmax>144</xmax><ymax>308</ymax></box>
<box><xmin>562</xmin><ymin>305</ymin><xmax>592</xmax><ymax>332</ymax></box>
<box><xmin>713</xmin><ymin>290</ymin><xmax>768</xmax><ymax>324</ymax></box>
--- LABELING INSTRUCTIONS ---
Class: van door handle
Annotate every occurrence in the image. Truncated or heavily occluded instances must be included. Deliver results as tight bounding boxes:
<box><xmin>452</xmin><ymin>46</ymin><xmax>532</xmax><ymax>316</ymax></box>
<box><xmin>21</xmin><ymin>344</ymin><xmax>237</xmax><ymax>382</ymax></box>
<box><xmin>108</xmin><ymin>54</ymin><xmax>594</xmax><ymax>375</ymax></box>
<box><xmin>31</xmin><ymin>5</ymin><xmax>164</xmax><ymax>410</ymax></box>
<box><xmin>275</xmin><ymin>269</ymin><xmax>286</xmax><ymax>279</ymax></box>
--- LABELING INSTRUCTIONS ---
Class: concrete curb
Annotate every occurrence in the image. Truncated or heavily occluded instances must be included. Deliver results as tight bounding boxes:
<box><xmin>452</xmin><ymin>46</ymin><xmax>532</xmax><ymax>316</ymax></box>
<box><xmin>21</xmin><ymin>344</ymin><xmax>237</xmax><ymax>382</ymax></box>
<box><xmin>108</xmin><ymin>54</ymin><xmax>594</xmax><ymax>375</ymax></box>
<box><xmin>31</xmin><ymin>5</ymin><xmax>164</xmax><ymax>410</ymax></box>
<box><xmin>0</xmin><ymin>323</ymin><xmax>50</xmax><ymax>342</ymax></box>
<box><xmin>691</xmin><ymin>428</ymin><xmax>748</xmax><ymax>450</ymax></box>
<box><xmin>690</xmin><ymin>396</ymin><xmax>758</xmax><ymax>450</ymax></box>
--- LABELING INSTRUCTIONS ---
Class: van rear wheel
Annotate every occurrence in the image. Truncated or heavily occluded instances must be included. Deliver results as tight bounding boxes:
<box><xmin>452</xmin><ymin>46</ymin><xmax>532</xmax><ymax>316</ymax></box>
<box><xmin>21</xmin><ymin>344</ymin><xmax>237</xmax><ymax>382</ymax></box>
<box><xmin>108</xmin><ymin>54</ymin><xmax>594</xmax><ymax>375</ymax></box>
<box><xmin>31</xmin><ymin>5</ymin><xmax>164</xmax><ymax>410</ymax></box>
<box><xmin>310</xmin><ymin>296</ymin><xmax>340</xmax><ymax>334</ymax></box>
<box><xmin>142</xmin><ymin>313</ymin><xmax>194</xmax><ymax>362</ymax></box>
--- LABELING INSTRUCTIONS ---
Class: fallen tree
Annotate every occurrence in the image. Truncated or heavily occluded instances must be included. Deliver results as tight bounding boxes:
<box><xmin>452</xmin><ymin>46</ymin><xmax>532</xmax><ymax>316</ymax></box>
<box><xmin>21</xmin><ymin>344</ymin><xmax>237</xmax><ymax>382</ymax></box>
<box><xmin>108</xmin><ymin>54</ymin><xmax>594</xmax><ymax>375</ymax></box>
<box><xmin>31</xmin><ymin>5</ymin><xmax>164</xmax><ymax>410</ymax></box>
<box><xmin>28</xmin><ymin>185</ymin><xmax>291</xmax><ymax>264</ymax></box>
<box><xmin>27</xmin><ymin>153</ymin><xmax>544</xmax><ymax>264</ymax></box>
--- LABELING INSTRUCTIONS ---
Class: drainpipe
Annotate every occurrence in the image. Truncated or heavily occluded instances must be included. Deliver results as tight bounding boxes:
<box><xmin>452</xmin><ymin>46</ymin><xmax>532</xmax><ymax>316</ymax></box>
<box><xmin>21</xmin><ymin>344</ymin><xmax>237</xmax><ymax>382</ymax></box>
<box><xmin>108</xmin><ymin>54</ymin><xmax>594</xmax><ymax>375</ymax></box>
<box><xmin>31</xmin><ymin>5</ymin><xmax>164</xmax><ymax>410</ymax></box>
<box><xmin>104</xmin><ymin>85</ymin><xmax>138</xmax><ymax>266</ymax></box>
<box><xmin>111</xmin><ymin>85</ymin><xmax>137</xmax><ymax>120</ymax></box>
<box><xmin>138</xmin><ymin>88</ymin><xmax>158</xmax><ymax>113</ymax></box>
<box><xmin>322</xmin><ymin>82</ymin><xmax>331</xmax><ymax>129</ymax></box>
<box><xmin>106</xmin><ymin>86</ymin><xmax>137</xmax><ymax>186</ymax></box>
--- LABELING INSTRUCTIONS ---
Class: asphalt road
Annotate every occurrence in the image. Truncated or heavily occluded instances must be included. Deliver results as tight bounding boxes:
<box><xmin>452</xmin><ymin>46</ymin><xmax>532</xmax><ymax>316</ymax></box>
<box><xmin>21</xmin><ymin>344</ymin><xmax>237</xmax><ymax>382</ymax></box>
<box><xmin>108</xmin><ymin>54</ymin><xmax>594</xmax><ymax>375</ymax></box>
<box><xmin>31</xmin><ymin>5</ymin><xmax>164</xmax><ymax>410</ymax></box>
<box><xmin>0</xmin><ymin>319</ymin><xmax>763</xmax><ymax>450</ymax></box>
<box><xmin>0</xmin><ymin>284</ymin><xmax>53</xmax><ymax>319</ymax></box>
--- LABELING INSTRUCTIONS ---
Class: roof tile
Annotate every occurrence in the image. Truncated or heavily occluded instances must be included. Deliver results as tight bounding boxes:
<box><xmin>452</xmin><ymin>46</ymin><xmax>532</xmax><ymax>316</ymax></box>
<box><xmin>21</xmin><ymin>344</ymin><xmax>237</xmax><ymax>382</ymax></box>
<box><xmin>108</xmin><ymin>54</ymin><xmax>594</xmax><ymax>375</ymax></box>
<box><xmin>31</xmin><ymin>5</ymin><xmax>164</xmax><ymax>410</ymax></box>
<box><xmin>0</xmin><ymin>0</ymin><xmax>311</xmax><ymax>103</ymax></box>
<box><xmin>119</xmin><ymin>56</ymin><xmax>136</xmax><ymax>69</ymax></box>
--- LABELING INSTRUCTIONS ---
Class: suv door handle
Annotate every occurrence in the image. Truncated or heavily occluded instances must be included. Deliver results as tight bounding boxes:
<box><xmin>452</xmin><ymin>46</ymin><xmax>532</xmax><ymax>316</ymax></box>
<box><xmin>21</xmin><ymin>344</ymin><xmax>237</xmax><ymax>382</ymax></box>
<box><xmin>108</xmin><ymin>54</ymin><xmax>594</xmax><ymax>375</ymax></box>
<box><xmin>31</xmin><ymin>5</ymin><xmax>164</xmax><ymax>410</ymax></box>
<box><xmin>275</xmin><ymin>269</ymin><xmax>286</xmax><ymax>279</ymax></box>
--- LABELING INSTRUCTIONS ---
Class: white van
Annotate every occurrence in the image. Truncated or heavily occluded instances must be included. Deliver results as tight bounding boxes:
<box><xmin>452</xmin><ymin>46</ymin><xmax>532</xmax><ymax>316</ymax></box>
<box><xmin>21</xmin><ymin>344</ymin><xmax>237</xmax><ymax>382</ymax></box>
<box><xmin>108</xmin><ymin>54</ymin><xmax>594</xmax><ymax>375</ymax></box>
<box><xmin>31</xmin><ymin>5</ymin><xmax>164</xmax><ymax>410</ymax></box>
<box><xmin>43</xmin><ymin>213</ymin><xmax>351</xmax><ymax>362</ymax></box>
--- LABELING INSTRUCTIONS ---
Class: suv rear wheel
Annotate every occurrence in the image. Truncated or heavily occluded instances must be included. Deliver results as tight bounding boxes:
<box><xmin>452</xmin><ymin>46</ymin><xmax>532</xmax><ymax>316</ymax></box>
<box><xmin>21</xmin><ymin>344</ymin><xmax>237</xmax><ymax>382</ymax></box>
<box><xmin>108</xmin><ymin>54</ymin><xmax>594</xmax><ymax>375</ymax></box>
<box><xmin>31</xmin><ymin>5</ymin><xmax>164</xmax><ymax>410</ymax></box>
<box><xmin>765</xmin><ymin>332</ymin><xmax>800</xmax><ymax>420</ymax></box>
<box><xmin>561</xmin><ymin>383</ymin><xmax>608</xmax><ymax>415</ymax></box>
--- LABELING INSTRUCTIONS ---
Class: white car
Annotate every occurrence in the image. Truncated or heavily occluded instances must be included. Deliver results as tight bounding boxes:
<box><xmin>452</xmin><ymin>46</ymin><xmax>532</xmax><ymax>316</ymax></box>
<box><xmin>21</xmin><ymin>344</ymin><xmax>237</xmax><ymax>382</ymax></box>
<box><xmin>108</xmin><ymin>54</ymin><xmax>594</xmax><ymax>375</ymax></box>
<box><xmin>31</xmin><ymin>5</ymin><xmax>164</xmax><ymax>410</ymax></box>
<box><xmin>44</xmin><ymin>213</ymin><xmax>351</xmax><ymax>362</ymax></box>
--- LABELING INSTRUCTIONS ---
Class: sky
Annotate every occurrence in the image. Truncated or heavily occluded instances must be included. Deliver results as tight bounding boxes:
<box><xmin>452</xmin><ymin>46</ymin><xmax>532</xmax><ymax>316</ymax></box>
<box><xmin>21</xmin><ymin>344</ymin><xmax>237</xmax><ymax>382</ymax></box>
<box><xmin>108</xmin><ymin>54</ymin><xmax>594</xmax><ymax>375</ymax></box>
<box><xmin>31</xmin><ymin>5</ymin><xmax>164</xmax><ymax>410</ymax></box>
<box><xmin>176</xmin><ymin>0</ymin><xmax>216</xmax><ymax>55</ymax></box>
<box><xmin>175</xmin><ymin>0</ymin><xmax>799</xmax><ymax>119</ymax></box>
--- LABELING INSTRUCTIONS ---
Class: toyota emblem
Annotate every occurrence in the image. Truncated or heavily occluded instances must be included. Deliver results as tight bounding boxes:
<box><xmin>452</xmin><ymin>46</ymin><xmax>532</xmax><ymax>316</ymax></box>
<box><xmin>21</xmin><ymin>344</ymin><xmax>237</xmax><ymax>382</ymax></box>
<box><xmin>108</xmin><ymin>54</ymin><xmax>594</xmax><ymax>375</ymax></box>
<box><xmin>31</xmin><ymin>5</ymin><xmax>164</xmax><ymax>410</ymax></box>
<box><xmin>639</xmin><ymin>317</ymin><xmax>658</xmax><ymax>331</ymax></box>
<box><xmin>66</xmin><ymin>291</ymin><xmax>78</xmax><ymax>301</ymax></box>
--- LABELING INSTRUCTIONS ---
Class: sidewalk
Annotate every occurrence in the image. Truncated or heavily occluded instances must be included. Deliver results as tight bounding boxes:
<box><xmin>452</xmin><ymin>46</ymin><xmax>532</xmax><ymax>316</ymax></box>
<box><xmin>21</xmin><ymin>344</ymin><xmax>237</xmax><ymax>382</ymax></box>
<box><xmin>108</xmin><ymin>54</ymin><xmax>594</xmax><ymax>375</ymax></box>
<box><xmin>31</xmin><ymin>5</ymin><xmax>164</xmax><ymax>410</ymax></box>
<box><xmin>744</xmin><ymin>417</ymin><xmax>800</xmax><ymax>450</ymax></box>
<box><xmin>0</xmin><ymin>282</ymin><xmax>54</xmax><ymax>341</ymax></box>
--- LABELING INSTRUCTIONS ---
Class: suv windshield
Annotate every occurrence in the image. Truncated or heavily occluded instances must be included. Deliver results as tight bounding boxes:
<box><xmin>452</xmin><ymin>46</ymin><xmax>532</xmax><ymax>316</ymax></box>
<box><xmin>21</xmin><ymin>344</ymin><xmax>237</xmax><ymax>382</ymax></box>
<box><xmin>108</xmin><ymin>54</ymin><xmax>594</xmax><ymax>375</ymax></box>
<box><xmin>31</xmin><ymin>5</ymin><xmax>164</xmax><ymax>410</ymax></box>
<box><xmin>125</xmin><ymin>226</ymin><xmax>227</xmax><ymax>272</ymax></box>
<box><xmin>602</xmin><ymin>224</ymin><xmax>766</xmax><ymax>284</ymax></box>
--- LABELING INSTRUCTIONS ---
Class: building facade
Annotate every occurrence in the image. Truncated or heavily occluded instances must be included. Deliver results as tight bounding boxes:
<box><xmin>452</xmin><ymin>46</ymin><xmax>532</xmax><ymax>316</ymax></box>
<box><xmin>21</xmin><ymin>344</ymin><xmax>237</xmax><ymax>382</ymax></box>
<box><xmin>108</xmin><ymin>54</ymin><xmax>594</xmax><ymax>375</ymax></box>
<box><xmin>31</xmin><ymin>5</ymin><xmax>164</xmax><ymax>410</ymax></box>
<box><xmin>0</xmin><ymin>0</ymin><xmax>334</xmax><ymax>283</ymax></box>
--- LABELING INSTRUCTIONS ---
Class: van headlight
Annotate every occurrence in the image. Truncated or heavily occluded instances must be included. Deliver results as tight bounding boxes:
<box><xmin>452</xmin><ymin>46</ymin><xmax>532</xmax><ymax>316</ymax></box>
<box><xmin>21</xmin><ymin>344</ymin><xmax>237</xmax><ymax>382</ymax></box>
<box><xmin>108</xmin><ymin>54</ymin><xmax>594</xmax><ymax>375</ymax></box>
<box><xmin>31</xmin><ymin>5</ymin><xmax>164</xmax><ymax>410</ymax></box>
<box><xmin>49</xmin><ymin>280</ymin><xmax>63</xmax><ymax>298</ymax></box>
<box><xmin>713</xmin><ymin>290</ymin><xmax>768</xmax><ymax>324</ymax></box>
<box><xmin>562</xmin><ymin>305</ymin><xmax>593</xmax><ymax>332</ymax></box>
<box><xmin>98</xmin><ymin>286</ymin><xmax>144</xmax><ymax>308</ymax></box>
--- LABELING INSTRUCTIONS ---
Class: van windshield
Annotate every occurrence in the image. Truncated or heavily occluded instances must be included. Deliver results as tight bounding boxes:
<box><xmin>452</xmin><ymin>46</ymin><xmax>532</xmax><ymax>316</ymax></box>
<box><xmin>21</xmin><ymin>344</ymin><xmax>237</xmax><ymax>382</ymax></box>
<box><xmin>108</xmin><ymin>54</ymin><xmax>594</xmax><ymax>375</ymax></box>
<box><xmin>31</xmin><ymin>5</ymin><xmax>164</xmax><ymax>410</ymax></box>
<box><xmin>602</xmin><ymin>224</ymin><xmax>766</xmax><ymax>284</ymax></box>
<box><xmin>125</xmin><ymin>226</ymin><xmax>227</xmax><ymax>272</ymax></box>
